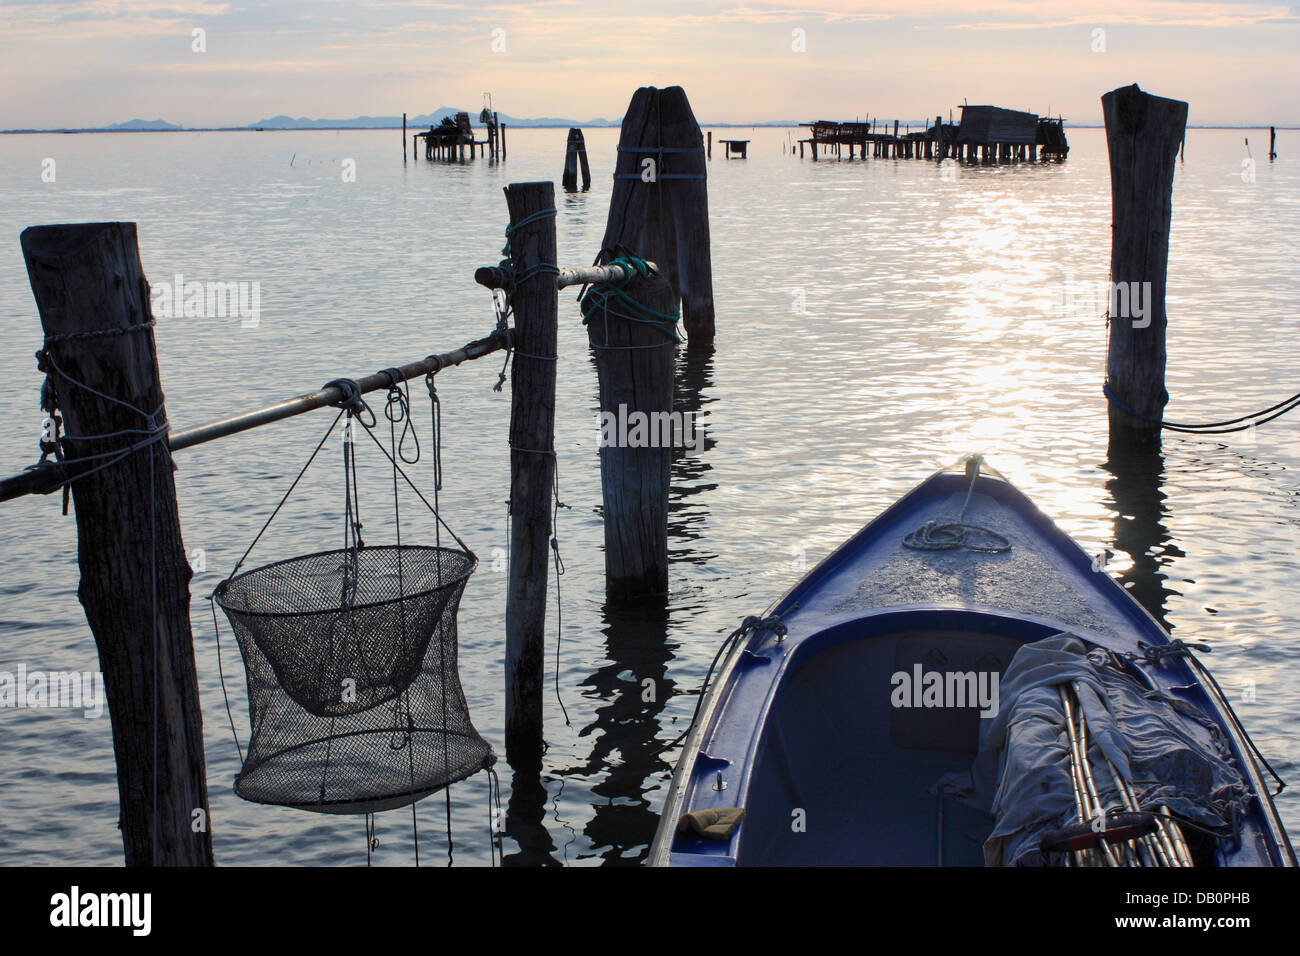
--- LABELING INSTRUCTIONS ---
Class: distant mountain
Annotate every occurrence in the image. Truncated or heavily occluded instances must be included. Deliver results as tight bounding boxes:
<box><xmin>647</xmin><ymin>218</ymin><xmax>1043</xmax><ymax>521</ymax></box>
<box><xmin>246</xmin><ymin>110</ymin><xmax>799</xmax><ymax>129</ymax></box>
<box><xmin>248</xmin><ymin>108</ymin><xmax>622</xmax><ymax>129</ymax></box>
<box><xmin>105</xmin><ymin>118</ymin><xmax>183</xmax><ymax>131</ymax></box>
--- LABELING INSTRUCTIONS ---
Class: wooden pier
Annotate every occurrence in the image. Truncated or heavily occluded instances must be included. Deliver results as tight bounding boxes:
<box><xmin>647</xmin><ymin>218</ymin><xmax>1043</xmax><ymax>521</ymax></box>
<box><xmin>798</xmin><ymin>105</ymin><xmax>1068</xmax><ymax>162</ymax></box>
<box><xmin>716</xmin><ymin>139</ymin><xmax>749</xmax><ymax>159</ymax></box>
<box><xmin>413</xmin><ymin>110</ymin><xmax>504</xmax><ymax>161</ymax></box>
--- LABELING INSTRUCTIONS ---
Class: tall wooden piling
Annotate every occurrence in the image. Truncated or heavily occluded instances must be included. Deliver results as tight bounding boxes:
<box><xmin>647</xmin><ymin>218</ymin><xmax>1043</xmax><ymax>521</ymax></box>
<box><xmin>1270</xmin><ymin>126</ymin><xmax>1277</xmax><ymax>161</ymax></box>
<box><xmin>585</xmin><ymin>266</ymin><xmax>675</xmax><ymax>601</ymax></box>
<box><xmin>1102</xmin><ymin>84</ymin><xmax>1189</xmax><ymax>455</ymax></box>
<box><xmin>604</xmin><ymin>86</ymin><xmax>715</xmax><ymax>344</ymax></box>
<box><xmin>562</xmin><ymin>128</ymin><xmax>591</xmax><ymax>192</ymax></box>
<box><xmin>20</xmin><ymin>222</ymin><xmax>213</xmax><ymax>867</ymax></box>
<box><xmin>501</xmin><ymin>123</ymin><xmax>507</xmax><ymax>160</ymax></box>
<box><xmin>403</xmin><ymin>112</ymin><xmax>407</xmax><ymax>161</ymax></box>
<box><xmin>503</xmin><ymin>182</ymin><xmax>558</xmax><ymax>766</ymax></box>
<box><xmin>707</xmin><ymin>130</ymin><xmax>712</xmax><ymax>159</ymax></box>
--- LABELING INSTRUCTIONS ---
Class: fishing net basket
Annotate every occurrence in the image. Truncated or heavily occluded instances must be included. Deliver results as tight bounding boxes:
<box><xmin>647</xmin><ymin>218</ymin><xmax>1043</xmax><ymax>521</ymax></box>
<box><xmin>214</xmin><ymin>543</ymin><xmax>494</xmax><ymax>813</ymax></box>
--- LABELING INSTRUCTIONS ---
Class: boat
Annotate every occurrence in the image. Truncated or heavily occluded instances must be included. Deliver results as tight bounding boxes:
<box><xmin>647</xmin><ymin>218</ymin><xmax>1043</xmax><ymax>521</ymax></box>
<box><xmin>650</xmin><ymin>457</ymin><xmax>1294</xmax><ymax>867</ymax></box>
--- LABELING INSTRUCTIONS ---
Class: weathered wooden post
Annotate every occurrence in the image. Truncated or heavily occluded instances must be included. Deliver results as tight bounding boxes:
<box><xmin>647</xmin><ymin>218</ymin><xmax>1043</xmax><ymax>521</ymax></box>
<box><xmin>501</xmin><ymin>123</ymin><xmax>507</xmax><ymax>160</ymax></box>
<box><xmin>707</xmin><ymin>130</ymin><xmax>712</xmax><ymax>159</ymax></box>
<box><xmin>1270</xmin><ymin>126</ymin><xmax>1277</xmax><ymax>161</ymax></box>
<box><xmin>1102</xmin><ymin>84</ymin><xmax>1189</xmax><ymax>455</ymax></box>
<box><xmin>20</xmin><ymin>222</ymin><xmax>213</xmax><ymax>867</ymax></box>
<box><xmin>604</xmin><ymin>86</ymin><xmax>715</xmax><ymax>344</ymax></box>
<box><xmin>502</xmin><ymin>183</ymin><xmax>558</xmax><ymax>766</ymax></box>
<box><xmin>584</xmin><ymin>265</ymin><xmax>676</xmax><ymax>601</ymax></box>
<box><xmin>562</xmin><ymin>128</ymin><xmax>591</xmax><ymax>191</ymax></box>
<box><xmin>585</xmin><ymin>265</ymin><xmax>676</xmax><ymax>600</ymax></box>
<box><xmin>403</xmin><ymin>112</ymin><xmax>407</xmax><ymax>161</ymax></box>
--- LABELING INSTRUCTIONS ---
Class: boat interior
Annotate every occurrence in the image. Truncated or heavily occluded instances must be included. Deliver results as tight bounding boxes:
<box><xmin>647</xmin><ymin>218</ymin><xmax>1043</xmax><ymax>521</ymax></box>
<box><xmin>734</xmin><ymin>618</ymin><xmax>1224</xmax><ymax>867</ymax></box>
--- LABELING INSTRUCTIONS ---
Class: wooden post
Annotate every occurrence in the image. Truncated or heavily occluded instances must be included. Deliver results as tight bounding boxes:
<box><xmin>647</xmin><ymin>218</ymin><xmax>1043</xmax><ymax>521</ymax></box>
<box><xmin>20</xmin><ymin>222</ymin><xmax>212</xmax><ymax>867</ymax></box>
<box><xmin>586</xmin><ymin>268</ymin><xmax>675</xmax><ymax>600</ymax></box>
<box><xmin>562</xmin><ymin>128</ymin><xmax>591</xmax><ymax>191</ymax></box>
<box><xmin>501</xmin><ymin>123</ymin><xmax>507</xmax><ymax>159</ymax></box>
<box><xmin>1102</xmin><ymin>84</ymin><xmax>1189</xmax><ymax>455</ymax></box>
<box><xmin>1270</xmin><ymin>126</ymin><xmax>1277</xmax><ymax>161</ymax></box>
<box><xmin>503</xmin><ymin>182</ymin><xmax>558</xmax><ymax>766</ymax></box>
<box><xmin>402</xmin><ymin>112</ymin><xmax>407</xmax><ymax>161</ymax></box>
<box><xmin>603</xmin><ymin>86</ymin><xmax>714</xmax><ymax>344</ymax></box>
<box><xmin>707</xmin><ymin>130</ymin><xmax>712</xmax><ymax>159</ymax></box>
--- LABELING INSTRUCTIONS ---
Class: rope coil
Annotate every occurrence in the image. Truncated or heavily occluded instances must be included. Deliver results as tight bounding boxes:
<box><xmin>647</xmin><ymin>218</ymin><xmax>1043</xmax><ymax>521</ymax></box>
<box><xmin>580</xmin><ymin>253</ymin><xmax>682</xmax><ymax>344</ymax></box>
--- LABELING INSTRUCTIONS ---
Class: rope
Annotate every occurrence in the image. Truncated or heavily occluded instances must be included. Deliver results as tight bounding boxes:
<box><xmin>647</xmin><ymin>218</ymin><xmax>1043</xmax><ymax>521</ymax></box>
<box><xmin>499</xmin><ymin>208</ymin><xmax>560</xmax><ymax>295</ymax></box>
<box><xmin>42</xmin><ymin>319</ymin><xmax>156</xmax><ymax>342</ymax></box>
<box><xmin>613</xmin><ymin>173</ymin><xmax>706</xmax><ymax>181</ymax></box>
<box><xmin>616</xmin><ymin>146</ymin><xmax>705</xmax><ymax>154</ymax></box>
<box><xmin>489</xmin><ymin>207</ymin><xmax>560</xmax><ymax>390</ymax></box>
<box><xmin>208</xmin><ymin>598</ymin><xmax>244</xmax><ymax>762</ymax></box>
<box><xmin>323</xmin><ymin>377</ymin><xmax>377</xmax><ymax>428</ymax></box>
<box><xmin>580</xmin><ymin>253</ymin><xmax>683</xmax><ymax>344</ymax></box>
<box><xmin>1135</xmin><ymin>640</ymin><xmax>1288</xmax><ymax>795</ymax></box>
<box><xmin>487</xmin><ymin>765</ymin><xmax>503</xmax><ymax>867</ymax></box>
<box><xmin>381</xmin><ymin>368</ymin><xmax>420</xmax><ymax>464</ymax></box>
<box><xmin>659</xmin><ymin>607</ymin><xmax>798</xmax><ymax>755</ymax></box>
<box><xmin>902</xmin><ymin>458</ymin><xmax>1011</xmax><ymax>554</ymax></box>
<box><xmin>31</xmin><ymin>349</ymin><xmax>171</xmax><ymax>490</ymax></box>
<box><xmin>1103</xmin><ymin>383</ymin><xmax>1300</xmax><ymax>434</ymax></box>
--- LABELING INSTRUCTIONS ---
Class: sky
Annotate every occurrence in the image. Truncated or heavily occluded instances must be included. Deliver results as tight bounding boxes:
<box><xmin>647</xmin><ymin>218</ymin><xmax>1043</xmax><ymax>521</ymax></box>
<box><xmin>1</xmin><ymin>0</ymin><xmax>1297</xmax><ymax>128</ymax></box>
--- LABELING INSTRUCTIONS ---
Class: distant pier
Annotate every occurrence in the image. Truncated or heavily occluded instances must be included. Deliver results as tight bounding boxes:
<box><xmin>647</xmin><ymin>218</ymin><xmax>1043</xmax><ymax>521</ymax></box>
<box><xmin>413</xmin><ymin>109</ymin><xmax>504</xmax><ymax>161</ymax></box>
<box><xmin>798</xmin><ymin>105</ymin><xmax>1069</xmax><ymax>162</ymax></box>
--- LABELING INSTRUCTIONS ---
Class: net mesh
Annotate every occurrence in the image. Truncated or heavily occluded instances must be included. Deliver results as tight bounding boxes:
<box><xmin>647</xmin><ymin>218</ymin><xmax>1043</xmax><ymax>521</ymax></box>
<box><xmin>215</xmin><ymin>544</ymin><xmax>493</xmax><ymax>813</ymax></box>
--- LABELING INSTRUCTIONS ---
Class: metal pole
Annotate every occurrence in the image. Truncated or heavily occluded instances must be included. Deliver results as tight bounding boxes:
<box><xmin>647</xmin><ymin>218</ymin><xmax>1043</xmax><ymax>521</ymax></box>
<box><xmin>474</xmin><ymin>260</ymin><xmax>659</xmax><ymax>292</ymax></box>
<box><xmin>1</xmin><ymin>330</ymin><xmax>507</xmax><ymax>501</ymax></box>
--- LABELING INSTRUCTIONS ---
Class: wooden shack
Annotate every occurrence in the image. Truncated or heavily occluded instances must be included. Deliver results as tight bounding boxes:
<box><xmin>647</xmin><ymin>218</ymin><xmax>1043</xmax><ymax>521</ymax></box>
<box><xmin>955</xmin><ymin>105</ymin><xmax>1065</xmax><ymax>161</ymax></box>
<box><xmin>957</xmin><ymin>105</ymin><xmax>1039</xmax><ymax>146</ymax></box>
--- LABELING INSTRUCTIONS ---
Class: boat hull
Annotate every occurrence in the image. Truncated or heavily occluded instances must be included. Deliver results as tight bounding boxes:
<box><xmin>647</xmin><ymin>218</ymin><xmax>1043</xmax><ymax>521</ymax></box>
<box><xmin>650</xmin><ymin>463</ymin><xmax>1294</xmax><ymax>867</ymax></box>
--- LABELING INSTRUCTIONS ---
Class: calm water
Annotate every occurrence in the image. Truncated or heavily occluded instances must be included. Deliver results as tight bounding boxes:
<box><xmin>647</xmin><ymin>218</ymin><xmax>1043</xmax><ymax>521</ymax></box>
<box><xmin>0</xmin><ymin>126</ymin><xmax>1297</xmax><ymax>866</ymax></box>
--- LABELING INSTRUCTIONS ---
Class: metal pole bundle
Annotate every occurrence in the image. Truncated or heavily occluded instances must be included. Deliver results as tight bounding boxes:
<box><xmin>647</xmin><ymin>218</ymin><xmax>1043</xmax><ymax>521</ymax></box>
<box><xmin>1057</xmin><ymin>682</ymin><xmax>1193</xmax><ymax>867</ymax></box>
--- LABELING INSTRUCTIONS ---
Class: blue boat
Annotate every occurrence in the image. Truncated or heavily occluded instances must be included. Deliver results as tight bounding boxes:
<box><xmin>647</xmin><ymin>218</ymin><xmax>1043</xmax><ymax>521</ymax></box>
<box><xmin>650</xmin><ymin>458</ymin><xmax>1294</xmax><ymax>867</ymax></box>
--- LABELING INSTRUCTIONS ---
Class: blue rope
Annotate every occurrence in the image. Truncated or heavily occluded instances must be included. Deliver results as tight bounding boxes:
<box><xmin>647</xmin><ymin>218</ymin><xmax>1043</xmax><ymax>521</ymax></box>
<box><xmin>1103</xmin><ymin>383</ymin><xmax>1300</xmax><ymax>434</ymax></box>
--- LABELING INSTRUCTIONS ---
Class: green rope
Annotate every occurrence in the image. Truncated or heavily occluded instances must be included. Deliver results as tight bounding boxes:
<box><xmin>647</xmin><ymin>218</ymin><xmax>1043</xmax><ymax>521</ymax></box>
<box><xmin>579</xmin><ymin>255</ymin><xmax>683</xmax><ymax>343</ymax></box>
<box><xmin>499</xmin><ymin>208</ymin><xmax>560</xmax><ymax>298</ymax></box>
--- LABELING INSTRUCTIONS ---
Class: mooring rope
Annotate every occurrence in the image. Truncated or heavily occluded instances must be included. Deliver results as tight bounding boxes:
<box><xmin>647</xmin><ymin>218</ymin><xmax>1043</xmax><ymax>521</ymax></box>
<box><xmin>902</xmin><ymin>458</ymin><xmax>1011</xmax><ymax>554</ymax></box>
<box><xmin>31</xmin><ymin>348</ymin><xmax>171</xmax><ymax>491</ymax></box>
<box><xmin>658</xmin><ymin>607</ymin><xmax>799</xmax><ymax>755</ymax></box>
<box><xmin>1103</xmin><ymin>382</ymin><xmax>1300</xmax><ymax>434</ymax></box>
<box><xmin>579</xmin><ymin>253</ymin><xmax>683</xmax><ymax>344</ymax></box>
